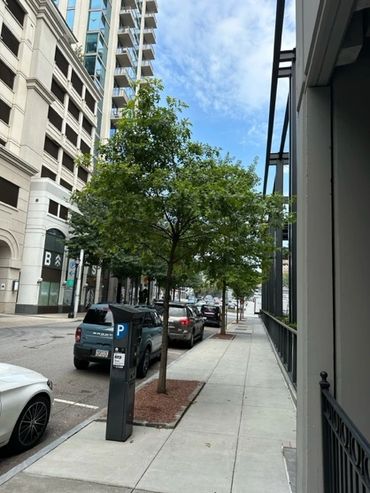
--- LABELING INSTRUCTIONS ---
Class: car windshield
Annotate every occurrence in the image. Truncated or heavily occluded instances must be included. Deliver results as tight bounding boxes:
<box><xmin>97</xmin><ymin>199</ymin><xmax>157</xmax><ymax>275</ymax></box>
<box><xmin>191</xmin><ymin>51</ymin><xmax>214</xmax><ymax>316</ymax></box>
<box><xmin>169</xmin><ymin>307</ymin><xmax>187</xmax><ymax>317</ymax></box>
<box><xmin>83</xmin><ymin>308</ymin><xmax>113</xmax><ymax>326</ymax></box>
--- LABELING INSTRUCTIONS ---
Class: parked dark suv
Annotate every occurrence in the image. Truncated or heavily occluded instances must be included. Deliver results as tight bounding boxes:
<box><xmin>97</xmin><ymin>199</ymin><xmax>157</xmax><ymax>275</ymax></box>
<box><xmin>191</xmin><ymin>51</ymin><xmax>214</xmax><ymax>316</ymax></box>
<box><xmin>154</xmin><ymin>301</ymin><xmax>204</xmax><ymax>348</ymax></box>
<box><xmin>73</xmin><ymin>304</ymin><xmax>162</xmax><ymax>378</ymax></box>
<box><xmin>201</xmin><ymin>304</ymin><xmax>221</xmax><ymax>327</ymax></box>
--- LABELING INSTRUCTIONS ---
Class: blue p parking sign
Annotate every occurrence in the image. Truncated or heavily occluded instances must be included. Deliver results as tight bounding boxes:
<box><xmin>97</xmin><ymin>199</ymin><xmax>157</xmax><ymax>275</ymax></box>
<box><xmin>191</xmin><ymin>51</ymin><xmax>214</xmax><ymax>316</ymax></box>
<box><xmin>115</xmin><ymin>323</ymin><xmax>128</xmax><ymax>340</ymax></box>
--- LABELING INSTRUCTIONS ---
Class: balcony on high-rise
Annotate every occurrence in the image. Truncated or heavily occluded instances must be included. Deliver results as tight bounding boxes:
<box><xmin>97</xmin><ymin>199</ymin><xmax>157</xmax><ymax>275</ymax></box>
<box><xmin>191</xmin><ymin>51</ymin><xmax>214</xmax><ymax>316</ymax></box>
<box><xmin>142</xmin><ymin>44</ymin><xmax>155</xmax><ymax>61</ymax></box>
<box><xmin>116</xmin><ymin>47</ymin><xmax>134</xmax><ymax>67</ymax></box>
<box><xmin>145</xmin><ymin>0</ymin><xmax>158</xmax><ymax>14</ymax></box>
<box><xmin>121</xmin><ymin>0</ymin><xmax>137</xmax><ymax>8</ymax></box>
<box><xmin>144</xmin><ymin>12</ymin><xmax>156</xmax><ymax>29</ymax></box>
<box><xmin>117</xmin><ymin>27</ymin><xmax>135</xmax><ymax>48</ymax></box>
<box><xmin>141</xmin><ymin>60</ymin><xmax>153</xmax><ymax>77</ymax></box>
<box><xmin>120</xmin><ymin>9</ymin><xmax>136</xmax><ymax>28</ymax></box>
<box><xmin>114</xmin><ymin>67</ymin><xmax>134</xmax><ymax>87</ymax></box>
<box><xmin>112</xmin><ymin>87</ymin><xmax>130</xmax><ymax>107</ymax></box>
<box><xmin>143</xmin><ymin>28</ymin><xmax>156</xmax><ymax>45</ymax></box>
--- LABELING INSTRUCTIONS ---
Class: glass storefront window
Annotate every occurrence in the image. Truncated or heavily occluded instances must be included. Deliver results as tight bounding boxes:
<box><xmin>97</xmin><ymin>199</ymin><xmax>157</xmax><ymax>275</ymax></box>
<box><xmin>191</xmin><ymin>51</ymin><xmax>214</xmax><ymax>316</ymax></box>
<box><xmin>39</xmin><ymin>282</ymin><xmax>50</xmax><ymax>306</ymax></box>
<box><xmin>49</xmin><ymin>283</ymin><xmax>60</xmax><ymax>305</ymax></box>
<box><xmin>38</xmin><ymin>282</ymin><xmax>61</xmax><ymax>306</ymax></box>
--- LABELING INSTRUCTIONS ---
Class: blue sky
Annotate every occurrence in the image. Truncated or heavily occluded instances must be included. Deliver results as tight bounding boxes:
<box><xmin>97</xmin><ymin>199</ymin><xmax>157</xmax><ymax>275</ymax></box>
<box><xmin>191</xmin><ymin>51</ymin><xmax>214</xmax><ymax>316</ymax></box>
<box><xmin>154</xmin><ymin>0</ymin><xmax>295</xmax><ymax>186</ymax></box>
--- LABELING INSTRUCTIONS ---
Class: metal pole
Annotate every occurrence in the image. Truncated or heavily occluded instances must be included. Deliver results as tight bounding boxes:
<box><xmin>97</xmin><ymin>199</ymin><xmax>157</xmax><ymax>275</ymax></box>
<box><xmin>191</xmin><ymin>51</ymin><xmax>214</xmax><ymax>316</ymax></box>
<box><xmin>68</xmin><ymin>260</ymin><xmax>79</xmax><ymax>318</ymax></box>
<box><xmin>73</xmin><ymin>249</ymin><xmax>84</xmax><ymax>317</ymax></box>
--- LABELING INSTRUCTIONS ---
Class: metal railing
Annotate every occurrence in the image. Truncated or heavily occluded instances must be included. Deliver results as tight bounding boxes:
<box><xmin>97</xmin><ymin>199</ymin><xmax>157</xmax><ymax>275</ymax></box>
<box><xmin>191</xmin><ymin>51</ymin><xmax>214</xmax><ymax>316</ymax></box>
<box><xmin>320</xmin><ymin>372</ymin><xmax>370</xmax><ymax>492</ymax></box>
<box><xmin>260</xmin><ymin>310</ymin><xmax>297</xmax><ymax>388</ymax></box>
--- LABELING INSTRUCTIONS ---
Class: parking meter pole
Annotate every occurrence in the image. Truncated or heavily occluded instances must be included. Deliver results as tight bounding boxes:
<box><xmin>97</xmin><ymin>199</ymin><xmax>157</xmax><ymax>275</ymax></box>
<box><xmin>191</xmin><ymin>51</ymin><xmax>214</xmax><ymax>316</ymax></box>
<box><xmin>106</xmin><ymin>305</ymin><xmax>143</xmax><ymax>442</ymax></box>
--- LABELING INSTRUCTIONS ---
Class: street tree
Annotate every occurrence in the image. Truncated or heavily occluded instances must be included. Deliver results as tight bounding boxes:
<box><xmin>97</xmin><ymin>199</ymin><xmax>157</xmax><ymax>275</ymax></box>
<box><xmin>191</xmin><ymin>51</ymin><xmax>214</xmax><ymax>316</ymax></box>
<box><xmin>70</xmin><ymin>81</ymin><xmax>225</xmax><ymax>393</ymax></box>
<box><xmin>200</xmin><ymin>158</ymin><xmax>287</xmax><ymax>334</ymax></box>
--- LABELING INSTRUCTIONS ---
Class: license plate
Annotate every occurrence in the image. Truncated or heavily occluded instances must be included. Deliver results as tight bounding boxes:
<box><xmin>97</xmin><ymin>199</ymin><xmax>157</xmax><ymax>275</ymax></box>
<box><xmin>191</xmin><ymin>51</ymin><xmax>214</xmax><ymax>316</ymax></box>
<box><xmin>95</xmin><ymin>349</ymin><xmax>109</xmax><ymax>358</ymax></box>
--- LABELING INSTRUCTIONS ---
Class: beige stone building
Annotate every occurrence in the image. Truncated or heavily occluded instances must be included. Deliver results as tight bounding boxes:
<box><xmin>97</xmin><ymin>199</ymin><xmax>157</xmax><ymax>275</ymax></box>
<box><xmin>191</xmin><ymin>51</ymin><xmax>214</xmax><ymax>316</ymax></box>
<box><xmin>0</xmin><ymin>0</ymin><xmax>100</xmax><ymax>313</ymax></box>
<box><xmin>0</xmin><ymin>0</ymin><xmax>157</xmax><ymax>314</ymax></box>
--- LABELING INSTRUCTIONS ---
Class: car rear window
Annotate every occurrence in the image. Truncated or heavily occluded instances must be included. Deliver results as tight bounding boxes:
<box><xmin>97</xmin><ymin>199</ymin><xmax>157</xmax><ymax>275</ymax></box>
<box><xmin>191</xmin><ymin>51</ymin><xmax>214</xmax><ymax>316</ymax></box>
<box><xmin>169</xmin><ymin>307</ymin><xmax>187</xmax><ymax>317</ymax></box>
<box><xmin>202</xmin><ymin>305</ymin><xmax>218</xmax><ymax>313</ymax></box>
<box><xmin>83</xmin><ymin>308</ymin><xmax>113</xmax><ymax>326</ymax></box>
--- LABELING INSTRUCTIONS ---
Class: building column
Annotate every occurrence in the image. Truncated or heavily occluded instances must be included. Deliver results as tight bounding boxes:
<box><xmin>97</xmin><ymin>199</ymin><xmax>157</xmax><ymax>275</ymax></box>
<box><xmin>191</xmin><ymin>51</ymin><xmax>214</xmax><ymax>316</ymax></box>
<box><xmin>296</xmin><ymin>86</ymin><xmax>335</xmax><ymax>493</ymax></box>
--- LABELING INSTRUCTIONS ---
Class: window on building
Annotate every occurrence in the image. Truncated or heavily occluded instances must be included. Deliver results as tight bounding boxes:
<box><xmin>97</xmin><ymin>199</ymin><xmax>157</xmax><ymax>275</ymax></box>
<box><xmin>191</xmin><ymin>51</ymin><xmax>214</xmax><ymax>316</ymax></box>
<box><xmin>47</xmin><ymin>107</ymin><xmax>63</xmax><ymax>131</ymax></box>
<box><xmin>62</xmin><ymin>152</ymin><xmax>74</xmax><ymax>172</ymax></box>
<box><xmin>65</xmin><ymin>124</ymin><xmax>78</xmax><ymax>146</ymax></box>
<box><xmin>85</xmin><ymin>89</ymin><xmax>96</xmax><ymax>113</ymax></box>
<box><xmin>0</xmin><ymin>99</ymin><xmax>11</xmax><ymax>125</ymax></box>
<box><xmin>54</xmin><ymin>47</ymin><xmax>69</xmax><ymax>77</ymax></box>
<box><xmin>0</xmin><ymin>176</ymin><xmax>19</xmax><ymax>208</ymax></box>
<box><xmin>60</xmin><ymin>178</ymin><xmax>73</xmax><ymax>191</ymax></box>
<box><xmin>77</xmin><ymin>166</ymin><xmax>89</xmax><ymax>182</ymax></box>
<box><xmin>41</xmin><ymin>166</ymin><xmax>57</xmax><ymax>181</ymax></box>
<box><xmin>5</xmin><ymin>0</ymin><xmax>25</xmax><ymax>26</ymax></box>
<box><xmin>85</xmin><ymin>33</ymin><xmax>98</xmax><ymax>53</ymax></box>
<box><xmin>68</xmin><ymin>99</ymin><xmax>80</xmax><ymax>121</ymax></box>
<box><xmin>0</xmin><ymin>24</ymin><xmax>19</xmax><ymax>57</ymax></box>
<box><xmin>0</xmin><ymin>59</ymin><xmax>16</xmax><ymax>90</ymax></box>
<box><xmin>44</xmin><ymin>136</ymin><xmax>60</xmax><ymax>160</ymax></box>
<box><xmin>59</xmin><ymin>205</ymin><xmax>68</xmax><ymax>220</ymax></box>
<box><xmin>79</xmin><ymin>140</ymin><xmax>90</xmax><ymax>155</ymax></box>
<box><xmin>51</xmin><ymin>79</ymin><xmax>66</xmax><ymax>105</ymax></box>
<box><xmin>71</xmin><ymin>70</ymin><xmax>83</xmax><ymax>96</ymax></box>
<box><xmin>48</xmin><ymin>199</ymin><xmax>58</xmax><ymax>216</ymax></box>
<box><xmin>84</xmin><ymin>56</ymin><xmax>96</xmax><ymax>77</ymax></box>
<box><xmin>82</xmin><ymin>116</ymin><xmax>93</xmax><ymax>135</ymax></box>
<box><xmin>66</xmin><ymin>9</ymin><xmax>75</xmax><ymax>29</ymax></box>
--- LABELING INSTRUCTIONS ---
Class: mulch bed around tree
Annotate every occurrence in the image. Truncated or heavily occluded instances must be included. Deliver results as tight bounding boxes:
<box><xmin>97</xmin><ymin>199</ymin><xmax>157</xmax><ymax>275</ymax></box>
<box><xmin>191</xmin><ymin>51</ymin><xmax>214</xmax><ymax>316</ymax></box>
<box><xmin>211</xmin><ymin>334</ymin><xmax>235</xmax><ymax>340</ymax></box>
<box><xmin>133</xmin><ymin>379</ymin><xmax>204</xmax><ymax>428</ymax></box>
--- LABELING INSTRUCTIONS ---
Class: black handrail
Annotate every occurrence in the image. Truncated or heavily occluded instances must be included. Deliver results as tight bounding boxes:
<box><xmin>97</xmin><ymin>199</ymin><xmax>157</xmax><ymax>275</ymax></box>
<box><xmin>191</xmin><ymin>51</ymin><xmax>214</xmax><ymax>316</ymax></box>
<box><xmin>320</xmin><ymin>371</ymin><xmax>370</xmax><ymax>493</ymax></box>
<box><xmin>260</xmin><ymin>310</ymin><xmax>297</xmax><ymax>389</ymax></box>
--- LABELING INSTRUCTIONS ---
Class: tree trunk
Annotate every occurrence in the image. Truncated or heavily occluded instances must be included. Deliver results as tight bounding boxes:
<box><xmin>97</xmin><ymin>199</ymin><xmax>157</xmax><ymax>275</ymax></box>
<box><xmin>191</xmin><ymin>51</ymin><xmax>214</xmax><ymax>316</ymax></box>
<box><xmin>220</xmin><ymin>279</ymin><xmax>227</xmax><ymax>335</ymax></box>
<box><xmin>236</xmin><ymin>300</ymin><xmax>239</xmax><ymax>323</ymax></box>
<box><xmin>157</xmin><ymin>241</ymin><xmax>177</xmax><ymax>394</ymax></box>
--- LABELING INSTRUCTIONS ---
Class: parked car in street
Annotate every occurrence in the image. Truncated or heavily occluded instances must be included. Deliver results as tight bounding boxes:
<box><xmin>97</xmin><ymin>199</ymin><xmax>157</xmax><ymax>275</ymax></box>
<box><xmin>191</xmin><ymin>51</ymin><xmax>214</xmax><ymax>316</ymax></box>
<box><xmin>73</xmin><ymin>304</ymin><xmax>163</xmax><ymax>378</ymax></box>
<box><xmin>201</xmin><ymin>304</ymin><xmax>221</xmax><ymax>327</ymax></box>
<box><xmin>0</xmin><ymin>363</ymin><xmax>53</xmax><ymax>453</ymax></box>
<box><xmin>154</xmin><ymin>301</ymin><xmax>204</xmax><ymax>348</ymax></box>
<box><xmin>169</xmin><ymin>303</ymin><xmax>204</xmax><ymax>348</ymax></box>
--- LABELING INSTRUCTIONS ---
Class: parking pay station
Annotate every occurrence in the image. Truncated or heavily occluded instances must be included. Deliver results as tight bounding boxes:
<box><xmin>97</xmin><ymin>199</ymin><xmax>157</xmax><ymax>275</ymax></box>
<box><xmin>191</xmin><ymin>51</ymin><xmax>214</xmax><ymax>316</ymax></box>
<box><xmin>106</xmin><ymin>304</ymin><xmax>143</xmax><ymax>442</ymax></box>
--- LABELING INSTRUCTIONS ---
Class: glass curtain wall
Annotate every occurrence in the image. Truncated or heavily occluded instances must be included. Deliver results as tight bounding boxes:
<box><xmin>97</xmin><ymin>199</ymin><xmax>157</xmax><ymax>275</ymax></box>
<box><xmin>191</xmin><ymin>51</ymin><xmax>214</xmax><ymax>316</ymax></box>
<box><xmin>84</xmin><ymin>0</ymin><xmax>112</xmax><ymax>135</ymax></box>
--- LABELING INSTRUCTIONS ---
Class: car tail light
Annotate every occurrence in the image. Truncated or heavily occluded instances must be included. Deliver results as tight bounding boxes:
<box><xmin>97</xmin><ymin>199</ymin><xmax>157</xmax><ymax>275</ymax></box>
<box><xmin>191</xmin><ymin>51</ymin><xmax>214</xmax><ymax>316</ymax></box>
<box><xmin>180</xmin><ymin>318</ymin><xmax>191</xmax><ymax>326</ymax></box>
<box><xmin>75</xmin><ymin>326</ymin><xmax>82</xmax><ymax>342</ymax></box>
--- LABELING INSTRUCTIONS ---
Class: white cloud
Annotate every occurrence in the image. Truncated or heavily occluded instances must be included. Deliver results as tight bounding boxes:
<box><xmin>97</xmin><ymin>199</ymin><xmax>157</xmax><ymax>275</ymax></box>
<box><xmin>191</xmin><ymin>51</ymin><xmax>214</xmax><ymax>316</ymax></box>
<box><xmin>156</xmin><ymin>0</ymin><xmax>295</xmax><ymax>119</ymax></box>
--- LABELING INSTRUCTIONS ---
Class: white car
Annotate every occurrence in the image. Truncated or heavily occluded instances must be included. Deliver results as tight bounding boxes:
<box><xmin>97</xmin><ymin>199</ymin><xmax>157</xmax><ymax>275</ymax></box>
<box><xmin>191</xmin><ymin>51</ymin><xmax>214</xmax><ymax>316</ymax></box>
<box><xmin>0</xmin><ymin>363</ymin><xmax>53</xmax><ymax>453</ymax></box>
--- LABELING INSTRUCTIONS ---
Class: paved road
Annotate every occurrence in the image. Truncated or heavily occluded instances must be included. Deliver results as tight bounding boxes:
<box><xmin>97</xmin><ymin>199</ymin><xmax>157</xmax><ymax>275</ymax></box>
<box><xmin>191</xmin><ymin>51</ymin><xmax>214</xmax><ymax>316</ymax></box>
<box><xmin>0</xmin><ymin>319</ymin><xmax>218</xmax><ymax>476</ymax></box>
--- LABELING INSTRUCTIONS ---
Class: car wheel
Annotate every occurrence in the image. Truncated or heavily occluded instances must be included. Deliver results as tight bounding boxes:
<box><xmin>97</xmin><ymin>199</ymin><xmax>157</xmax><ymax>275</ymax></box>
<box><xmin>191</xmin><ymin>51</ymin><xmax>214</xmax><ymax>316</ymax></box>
<box><xmin>8</xmin><ymin>394</ymin><xmax>50</xmax><ymax>453</ymax></box>
<box><xmin>137</xmin><ymin>347</ymin><xmax>150</xmax><ymax>378</ymax></box>
<box><xmin>74</xmin><ymin>357</ymin><xmax>89</xmax><ymax>370</ymax></box>
<box><xmin>187</xmin><ymin>332</ymin><xmax>194</xmax><ymax>349</ymax></box>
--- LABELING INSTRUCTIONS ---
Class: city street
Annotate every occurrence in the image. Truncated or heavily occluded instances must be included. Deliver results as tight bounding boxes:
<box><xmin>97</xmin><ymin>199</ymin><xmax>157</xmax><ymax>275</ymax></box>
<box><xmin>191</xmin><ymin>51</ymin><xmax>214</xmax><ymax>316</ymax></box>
<box><xmin>0</xmin><ymin>317</ymin><xmax>219</xmax><ymax>476</ymax></box>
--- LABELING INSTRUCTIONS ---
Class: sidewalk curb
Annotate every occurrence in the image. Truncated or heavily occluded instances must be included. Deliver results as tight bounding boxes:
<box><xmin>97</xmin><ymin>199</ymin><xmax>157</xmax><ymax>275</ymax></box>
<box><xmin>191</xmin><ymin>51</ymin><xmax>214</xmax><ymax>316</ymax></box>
<box><xmin>0</xmin><ymin>327</ymin><xmax>227</xmax><ymax>486</ymax></box>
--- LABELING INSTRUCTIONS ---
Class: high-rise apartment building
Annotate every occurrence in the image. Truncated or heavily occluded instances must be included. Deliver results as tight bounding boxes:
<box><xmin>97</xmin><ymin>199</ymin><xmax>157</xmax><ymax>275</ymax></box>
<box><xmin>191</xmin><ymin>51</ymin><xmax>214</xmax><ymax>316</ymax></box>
<box><xmin>55</xmin><ymin>0</ymin><xmax>157</xmax><ymax>141</ymax></box>
<box><xmin>0</xmin><ymin>0</ymin><xmax>157</xmax><ymax>314</ymax></box>
<box><xmin>53</xmin><ymin>0</ymin><xmax>158</xmax><ymax>307</ymax></box>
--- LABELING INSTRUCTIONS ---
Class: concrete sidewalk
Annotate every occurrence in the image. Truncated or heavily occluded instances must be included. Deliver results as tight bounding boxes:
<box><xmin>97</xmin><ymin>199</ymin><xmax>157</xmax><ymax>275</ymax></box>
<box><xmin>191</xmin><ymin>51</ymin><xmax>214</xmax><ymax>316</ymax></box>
<box><xmin>0</xmin><ymin>316</ymin><xmax>296</xmax><ymax>493</ymax></box>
